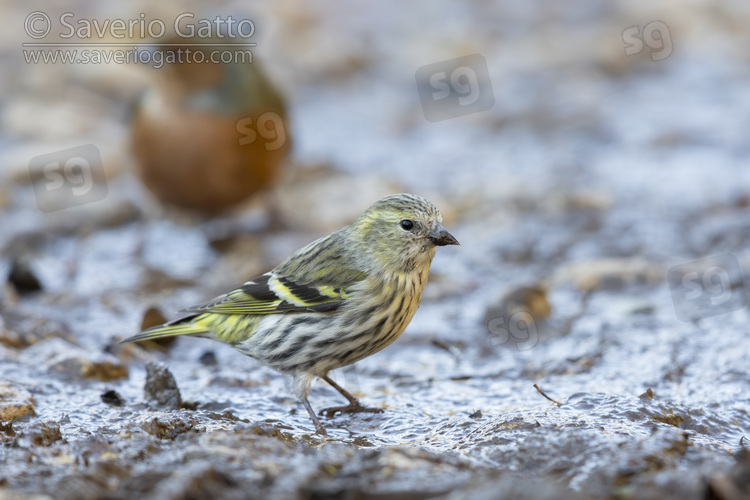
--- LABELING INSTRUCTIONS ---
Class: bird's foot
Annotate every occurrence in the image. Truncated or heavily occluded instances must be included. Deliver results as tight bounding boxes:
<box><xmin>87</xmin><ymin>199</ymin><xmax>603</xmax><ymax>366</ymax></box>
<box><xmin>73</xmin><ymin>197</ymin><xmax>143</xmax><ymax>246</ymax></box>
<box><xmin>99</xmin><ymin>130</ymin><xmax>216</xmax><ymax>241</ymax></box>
<box><xmin>319</xmin><ymin>401</ymin><xmax>383</xmax><ymax>419</ymax></box>
<box><xmin>301</xmin><ymin>397</ymin><xmax>328</xmax><ymax>436</ymax></box>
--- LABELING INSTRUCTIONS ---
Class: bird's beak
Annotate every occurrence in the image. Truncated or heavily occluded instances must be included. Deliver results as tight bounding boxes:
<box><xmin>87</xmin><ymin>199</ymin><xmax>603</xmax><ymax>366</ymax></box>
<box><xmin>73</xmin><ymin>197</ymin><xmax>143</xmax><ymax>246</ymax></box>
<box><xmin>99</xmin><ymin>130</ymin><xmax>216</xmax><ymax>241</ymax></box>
<box><xmin>429</xmin><ymin>224</ymin><xmax>460</xmax><ymax>246</ymax></box>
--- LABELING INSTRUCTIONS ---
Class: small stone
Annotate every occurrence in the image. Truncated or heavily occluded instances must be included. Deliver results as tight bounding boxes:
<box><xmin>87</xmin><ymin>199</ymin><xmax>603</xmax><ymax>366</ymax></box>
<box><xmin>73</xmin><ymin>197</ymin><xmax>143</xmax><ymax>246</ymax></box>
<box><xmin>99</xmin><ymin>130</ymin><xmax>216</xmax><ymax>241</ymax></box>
<box><xmin>198</xmin><ymin>351</ymin><xmax>217</xmax><ymax>366</ymax></box>
<box><xmin>101</xmin><ymin>390</ymin><xmax>125</xmax><ymax>407</ymax></box>
<box><xmin>0</xmin><ymin>421</ymin><xmax>16</xmax><ymax>437</ymax></box>
<box><xmin>640</xmin><ymin>388</ymin><xmax>655</xmax><ymax>399</ymax></box>
<box><xmin>469</xmin><ymin>409</ymin><xmax>483</xmax><ymax>419</ymax></box>
<box><xmin>0</xmin><ymin>382</ymin><xmax>35</xmax><ymax>421</ymax></box>
<box><xmin>28</xmin><ymin>422</ymin><xmax>62</xmax><ymax>447</ymax></box>
<box><xmin>180</xmin><ymin>400</ymin><xmax>199</xmax><ymax>411</ymax></box>
<box><xmin>7</xmin><ymin>258</ymin><xmax>42</xmax><ymax>294</ymax></box>
<box><xmin>144</xmin><ymin>362</ymin><xmax>182</xmax><ymax>410</ymax></box>
<box><xmin>141</xmin><ymin>414</ymin><xmax>200</xmax><ymax>440</ymax></box>
<box><xmin>652</xmin><ymin>408</ymin><xmax>685</xmax><ymax>428</ymax></box>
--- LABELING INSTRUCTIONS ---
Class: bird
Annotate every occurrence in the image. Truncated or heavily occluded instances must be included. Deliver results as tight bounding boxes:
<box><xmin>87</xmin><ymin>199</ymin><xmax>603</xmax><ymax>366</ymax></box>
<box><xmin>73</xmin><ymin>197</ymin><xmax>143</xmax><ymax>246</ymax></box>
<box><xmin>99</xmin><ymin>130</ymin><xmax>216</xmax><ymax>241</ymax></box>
<box><xmin>121</xmin><ymin>193</ymin><xmax>459</xmax><ymax>435</ymax></box>
<box><xmin>131</xmin><ymin>37</ymin><xmax>290</xmax><ymax>215</ymax></box>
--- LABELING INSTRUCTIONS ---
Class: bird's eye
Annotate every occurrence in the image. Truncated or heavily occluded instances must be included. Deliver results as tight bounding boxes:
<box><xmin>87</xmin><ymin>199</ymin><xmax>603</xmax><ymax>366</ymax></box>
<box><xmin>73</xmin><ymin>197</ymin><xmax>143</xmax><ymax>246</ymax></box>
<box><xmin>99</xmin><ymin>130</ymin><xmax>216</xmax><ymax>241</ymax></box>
<box><xmin>400</xmin><ymin>219</ymin><xmax>414</xmax><ymax>231</ymax></box>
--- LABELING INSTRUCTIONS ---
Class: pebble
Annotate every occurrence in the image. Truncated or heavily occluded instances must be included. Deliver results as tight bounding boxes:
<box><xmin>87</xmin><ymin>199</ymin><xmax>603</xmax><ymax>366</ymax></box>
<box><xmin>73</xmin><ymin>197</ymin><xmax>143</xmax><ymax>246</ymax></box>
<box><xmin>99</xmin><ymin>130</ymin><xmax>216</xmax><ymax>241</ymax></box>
<box><xmin>144</xmin><ymin>362</ymin><xmax>182</xmax><ymax>410</ymax></box>
<box><xmin>0</xmin><ymin>381</ymin><xmax>35</xmax><ymax>421</ymax></box>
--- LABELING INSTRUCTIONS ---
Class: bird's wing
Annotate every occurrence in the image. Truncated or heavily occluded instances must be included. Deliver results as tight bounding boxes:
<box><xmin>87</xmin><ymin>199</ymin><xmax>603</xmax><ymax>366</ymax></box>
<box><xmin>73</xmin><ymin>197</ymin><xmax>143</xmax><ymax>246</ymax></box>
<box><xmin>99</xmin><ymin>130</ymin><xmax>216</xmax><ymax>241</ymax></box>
<box><xmin>180</xmin><ymin>271</ymin><xmax>363</xmax><ymax>315</ymax></box>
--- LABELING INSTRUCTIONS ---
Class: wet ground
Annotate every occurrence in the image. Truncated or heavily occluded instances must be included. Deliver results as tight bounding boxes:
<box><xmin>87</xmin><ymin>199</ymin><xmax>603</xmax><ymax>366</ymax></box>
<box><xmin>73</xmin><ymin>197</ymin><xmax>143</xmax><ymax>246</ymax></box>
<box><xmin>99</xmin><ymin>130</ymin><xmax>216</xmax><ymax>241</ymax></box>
<box><xmin>2</xmin><ymin>1</ymin><xmax>750</xmax><ymax>499</ymax></box>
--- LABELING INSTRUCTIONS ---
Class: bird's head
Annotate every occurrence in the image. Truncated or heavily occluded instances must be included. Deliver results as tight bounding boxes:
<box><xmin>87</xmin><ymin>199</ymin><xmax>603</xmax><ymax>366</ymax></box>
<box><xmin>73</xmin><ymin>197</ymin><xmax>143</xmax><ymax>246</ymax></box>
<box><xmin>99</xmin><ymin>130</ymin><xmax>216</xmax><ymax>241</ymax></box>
<box><xmin>350</xmin><ymin>193</ymin><xmax>459</xmax><ymax>273</ymax></box>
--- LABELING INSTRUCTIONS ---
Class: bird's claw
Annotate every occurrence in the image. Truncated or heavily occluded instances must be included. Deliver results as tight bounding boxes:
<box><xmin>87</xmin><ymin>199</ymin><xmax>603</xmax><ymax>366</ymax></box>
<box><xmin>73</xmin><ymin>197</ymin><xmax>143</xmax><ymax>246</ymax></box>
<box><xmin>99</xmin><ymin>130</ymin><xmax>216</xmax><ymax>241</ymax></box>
<box><xmin>319</xmin><ymin>402</ymin><xmax>384</xmax><ymax>419</ymax></box>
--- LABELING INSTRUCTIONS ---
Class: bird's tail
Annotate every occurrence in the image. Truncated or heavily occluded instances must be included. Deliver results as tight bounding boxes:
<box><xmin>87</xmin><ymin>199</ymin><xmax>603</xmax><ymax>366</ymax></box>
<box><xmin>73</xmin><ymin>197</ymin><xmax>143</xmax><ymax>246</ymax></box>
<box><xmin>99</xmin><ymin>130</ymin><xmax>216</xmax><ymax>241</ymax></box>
<box><xmin>120</xmin><ymin>315</ymin><xmax>209</xmax><ymax>344</ymax></box>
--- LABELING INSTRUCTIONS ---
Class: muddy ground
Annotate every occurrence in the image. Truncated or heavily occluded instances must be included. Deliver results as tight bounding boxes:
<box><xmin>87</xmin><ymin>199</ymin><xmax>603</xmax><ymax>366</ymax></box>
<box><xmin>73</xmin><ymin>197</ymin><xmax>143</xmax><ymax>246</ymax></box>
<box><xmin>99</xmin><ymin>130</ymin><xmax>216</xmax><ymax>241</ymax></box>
<box><xmin>1</xmin><ymin>1</ymin><xmax>750</xmax><ymax>499</ymax></box>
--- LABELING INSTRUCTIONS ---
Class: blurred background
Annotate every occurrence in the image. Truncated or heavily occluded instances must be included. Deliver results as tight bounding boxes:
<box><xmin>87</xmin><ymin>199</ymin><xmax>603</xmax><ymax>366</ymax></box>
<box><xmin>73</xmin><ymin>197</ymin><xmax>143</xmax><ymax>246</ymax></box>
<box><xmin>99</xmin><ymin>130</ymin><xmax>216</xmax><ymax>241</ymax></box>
<box><xmin>2</xmin><ymin>1</ymin><xmax>750</xmax><ymax>499</ymax></box>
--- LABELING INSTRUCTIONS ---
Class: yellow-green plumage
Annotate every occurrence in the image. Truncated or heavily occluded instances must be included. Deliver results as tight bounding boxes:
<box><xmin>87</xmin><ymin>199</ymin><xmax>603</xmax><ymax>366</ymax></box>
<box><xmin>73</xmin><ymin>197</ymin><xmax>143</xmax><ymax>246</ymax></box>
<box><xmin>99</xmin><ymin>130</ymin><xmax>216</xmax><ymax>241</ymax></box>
<box><xmin>121</xmin><ymin>193</ymin><xmax>459</xmax><ymax>435</ymax></box>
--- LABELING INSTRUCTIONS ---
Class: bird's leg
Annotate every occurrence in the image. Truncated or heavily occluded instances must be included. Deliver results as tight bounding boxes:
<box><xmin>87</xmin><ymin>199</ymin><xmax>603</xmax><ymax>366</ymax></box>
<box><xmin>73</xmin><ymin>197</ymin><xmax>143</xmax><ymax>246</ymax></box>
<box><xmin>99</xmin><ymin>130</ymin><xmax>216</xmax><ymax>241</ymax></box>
<box><xmin>318</xmin><ymin>374</ymin><xmax>384</xmax><ymax>418</ymax></box>
<box><xmin>301</xmin><ymin>398</ymin><xmax>328</xmax><ymax>436</ymax></box>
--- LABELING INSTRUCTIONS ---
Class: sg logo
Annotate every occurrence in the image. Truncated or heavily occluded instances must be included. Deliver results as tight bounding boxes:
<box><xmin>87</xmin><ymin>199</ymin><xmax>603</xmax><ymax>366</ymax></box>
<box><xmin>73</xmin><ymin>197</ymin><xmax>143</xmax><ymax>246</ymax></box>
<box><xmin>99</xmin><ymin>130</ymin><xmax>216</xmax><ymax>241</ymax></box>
<box><xmin>29</xmin><ymin>144</ymin><xmax>107</xmax><ymax>212</ymax></box>
<box><xmin>236</xmin><ymin>112</ymin><xmax>287</xmax><ymax>151</ymax></box>
<box><xmin>622</xmin><ymin>21</ymin><xmax>673</xmax><ymax>61</ymax></box>
<box><xmin>415</xmin><ymin>54</ymin><xmax>495</xmax><ymax>122</ymax></box>
<box><xmin>487</xmin><ymin>311</ymin><xmax>539</xmax><ymax>352</ymax></box>
<box><xmin>667</xmin><ymin>254</ymin><xmax>747</xmax><ymax>322</ymax></box>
